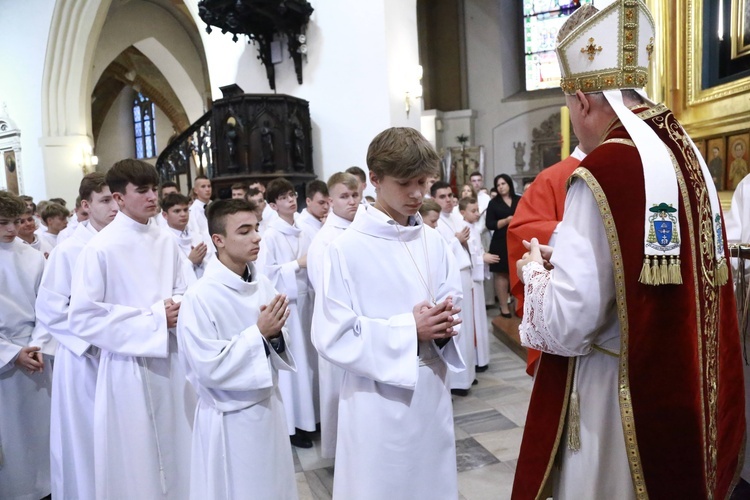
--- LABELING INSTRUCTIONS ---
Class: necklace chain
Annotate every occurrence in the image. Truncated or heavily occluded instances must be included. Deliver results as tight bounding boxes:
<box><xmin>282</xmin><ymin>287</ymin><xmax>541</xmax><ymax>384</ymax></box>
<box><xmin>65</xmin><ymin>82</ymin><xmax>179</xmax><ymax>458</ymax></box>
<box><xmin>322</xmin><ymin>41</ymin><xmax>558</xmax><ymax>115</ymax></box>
<box><xmin>374</xmin><ymin>203</ymin><xmax>437</xmax><ymax>305</ymax></box>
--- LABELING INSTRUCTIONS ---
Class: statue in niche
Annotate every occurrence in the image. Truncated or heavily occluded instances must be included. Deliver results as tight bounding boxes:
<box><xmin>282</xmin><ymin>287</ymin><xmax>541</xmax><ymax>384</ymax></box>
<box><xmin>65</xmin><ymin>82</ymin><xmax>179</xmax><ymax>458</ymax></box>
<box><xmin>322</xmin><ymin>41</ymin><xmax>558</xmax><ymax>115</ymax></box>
<box><xmin>292</xmin><ymin>125</ymin><xmax>305</xmax><ymax>170</ymax></box>
<box><xmin>261</xmin><ymin>121</ymin><xmax>275</xmax><ymax>171</ymax></box>
<box><xmin>513</xmin><ymin>142</ymin><xmax>526</xmax><ymax>172</ymax></box>
<box><xmin>225</xmin><ymin>116</ymin><xmax>238</xmax><ymax>170</ymax></box>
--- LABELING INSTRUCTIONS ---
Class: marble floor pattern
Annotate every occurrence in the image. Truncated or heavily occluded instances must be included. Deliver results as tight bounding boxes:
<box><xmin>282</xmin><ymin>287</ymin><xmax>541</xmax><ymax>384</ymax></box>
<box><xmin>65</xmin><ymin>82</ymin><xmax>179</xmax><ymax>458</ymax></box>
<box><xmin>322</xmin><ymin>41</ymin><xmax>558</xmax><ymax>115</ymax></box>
<box><xmin>294</xmin><ymin>309</ymin><xmax>531</xmax><ymax>500</ymax></box>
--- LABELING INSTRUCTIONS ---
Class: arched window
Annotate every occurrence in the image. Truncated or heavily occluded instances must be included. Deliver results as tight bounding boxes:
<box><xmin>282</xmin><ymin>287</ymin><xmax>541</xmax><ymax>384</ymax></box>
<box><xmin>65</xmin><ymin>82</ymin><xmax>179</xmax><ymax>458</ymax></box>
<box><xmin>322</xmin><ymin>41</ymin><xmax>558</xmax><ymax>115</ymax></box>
<box><xmin>523</xmin><ymin>1</ymin><xmax>595</xmax><ymax>91</ymax></box>
<box><xmin>133</xmin><ymin>92</ymin><xmax>157</xmax><ymax>159</ymax></box>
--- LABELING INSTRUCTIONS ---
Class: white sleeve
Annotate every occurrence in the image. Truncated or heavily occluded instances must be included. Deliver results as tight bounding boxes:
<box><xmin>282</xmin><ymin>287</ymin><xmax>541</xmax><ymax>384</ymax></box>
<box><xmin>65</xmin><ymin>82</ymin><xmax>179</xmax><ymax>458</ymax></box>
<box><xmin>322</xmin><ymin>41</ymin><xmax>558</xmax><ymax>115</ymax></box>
<box><xmin>257</xmin><ymin>234</ymin><xmax>300</xmax><ymax>301</ymax></box>
<box><xmin>34</xmin><ymin>249</ymin><xmax>82</xmax><ymax>355</ymax></box>
<box><xmin>519</xmin><ymin>179</ymin><xmax>616</xmax><ymax>356</ymax></box>
<box><xmin>68</xmin><ymin>246</ymin><xmax>169</xmax><ymax>357</ymax></box>
<box><xmin>177</xmin><ymin>295</ymin><xmax>294</xmax><ymax>394</ymax></box>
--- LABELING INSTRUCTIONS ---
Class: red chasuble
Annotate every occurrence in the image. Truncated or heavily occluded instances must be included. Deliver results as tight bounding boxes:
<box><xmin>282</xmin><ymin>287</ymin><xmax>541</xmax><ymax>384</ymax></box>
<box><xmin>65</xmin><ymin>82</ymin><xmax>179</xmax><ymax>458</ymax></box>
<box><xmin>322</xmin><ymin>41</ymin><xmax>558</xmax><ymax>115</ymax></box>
<box><xmin>508</xmin><ymin>155</ymin><xmax>582</xmax><ymax>376</ymax></box>
<box><xmin>512</xmin><ymin>105</ymin><xmax>745</xmax><ymax>499</ymax></box>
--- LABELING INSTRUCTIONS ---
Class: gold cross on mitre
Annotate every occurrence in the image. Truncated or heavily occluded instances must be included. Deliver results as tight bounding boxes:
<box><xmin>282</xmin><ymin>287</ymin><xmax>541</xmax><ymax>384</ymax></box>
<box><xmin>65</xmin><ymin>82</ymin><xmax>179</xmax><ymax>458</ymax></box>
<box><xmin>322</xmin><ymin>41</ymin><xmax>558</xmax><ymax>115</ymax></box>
<box><xmin>580</xmin><ymin>37</ymin><xmax>602</xmax><ymax>61</ymax></box>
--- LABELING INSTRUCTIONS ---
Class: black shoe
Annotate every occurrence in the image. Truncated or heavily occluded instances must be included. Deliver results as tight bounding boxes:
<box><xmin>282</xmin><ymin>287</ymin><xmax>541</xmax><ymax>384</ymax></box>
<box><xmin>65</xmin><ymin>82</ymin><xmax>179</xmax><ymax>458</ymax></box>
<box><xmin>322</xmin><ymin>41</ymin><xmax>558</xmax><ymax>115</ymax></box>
<box><xmin>290</xmin><ymin>433</ymin><xmax>313</xmax><ymax>448</ymax></box>
<box><xmin>451</xmin><ymin>388</ymin><xmax>470</xmax><ymax>397</ymax></box>
<box><xmin>472</xmin><ymin>379</ymin><xmax>478</xmax><ymax>385</ymax></box>
<box><xmin>500</xmin><ymin>312</ymin><xmax>512</xmax><ymax>319</ymax></box>
<box><xmin>475</xmin><ymin>365</ymin><xmax>489</xmax><ymax>373</ymax></box>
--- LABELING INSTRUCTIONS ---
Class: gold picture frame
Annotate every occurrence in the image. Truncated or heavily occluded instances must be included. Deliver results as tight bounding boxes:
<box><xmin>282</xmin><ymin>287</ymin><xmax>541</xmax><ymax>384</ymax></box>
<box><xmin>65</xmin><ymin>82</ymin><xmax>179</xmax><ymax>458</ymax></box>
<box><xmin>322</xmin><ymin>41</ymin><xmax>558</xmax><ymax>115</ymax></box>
<box><xmin>731</xmin><ymin>0</ymin><xmax>750</xmax><ymax>59</ymax></box>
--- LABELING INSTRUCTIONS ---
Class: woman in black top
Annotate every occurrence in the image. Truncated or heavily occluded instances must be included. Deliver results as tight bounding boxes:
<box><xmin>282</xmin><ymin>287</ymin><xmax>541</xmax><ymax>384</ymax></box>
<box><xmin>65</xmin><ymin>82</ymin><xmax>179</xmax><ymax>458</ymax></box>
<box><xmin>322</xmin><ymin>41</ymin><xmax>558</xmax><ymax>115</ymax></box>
<box><xmin>486</xmin><ymin>173</ymin><xmax>520</xmax><ymax>318</ymax></box>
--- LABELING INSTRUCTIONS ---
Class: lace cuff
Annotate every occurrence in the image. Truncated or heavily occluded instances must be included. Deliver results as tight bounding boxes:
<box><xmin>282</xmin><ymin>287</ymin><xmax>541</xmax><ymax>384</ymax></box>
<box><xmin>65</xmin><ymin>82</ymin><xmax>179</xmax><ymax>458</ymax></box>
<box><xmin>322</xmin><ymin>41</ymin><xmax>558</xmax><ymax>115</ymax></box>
<box><xmin>519</xmin><ymin>261</ymin><xmax>580</xmax><ymax>357</ymax></box>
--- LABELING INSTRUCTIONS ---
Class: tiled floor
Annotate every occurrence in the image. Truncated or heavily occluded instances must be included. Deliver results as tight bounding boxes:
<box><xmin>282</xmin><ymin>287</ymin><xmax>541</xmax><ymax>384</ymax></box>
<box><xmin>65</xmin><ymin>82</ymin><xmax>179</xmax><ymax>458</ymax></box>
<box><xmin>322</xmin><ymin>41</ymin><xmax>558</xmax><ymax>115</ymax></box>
<box><xmin>295</xmin><ymin>310</ymin><xmax>532</xmax><ymax>500</ymax></box>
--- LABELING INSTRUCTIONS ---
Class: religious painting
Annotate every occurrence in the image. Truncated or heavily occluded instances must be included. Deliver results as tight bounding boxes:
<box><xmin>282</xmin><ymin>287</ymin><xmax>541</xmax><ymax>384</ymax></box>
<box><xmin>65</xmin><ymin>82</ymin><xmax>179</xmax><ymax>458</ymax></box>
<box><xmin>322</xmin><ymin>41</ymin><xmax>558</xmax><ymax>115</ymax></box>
<box><xmin>731</xmin><ymin>0</ymin><xmax>750</xmax><ymax>59</ymax></box>
<box><xmin>727</xmin><ymin>132</ymin><xmax>750</xmax><ymax>190</ymax></box>
<box><xmin>694</xmin><ymin>139</ymin><xmax>707</xmax><ymax>163</ymax></box>
<box><xmin>3</xmin><ymin>150</ymin><xmax>19</xmax><ymax>195</ymax></box>
<box><xmin>706</xmin><ymin>138</ymin><xmax>726</xmax><ymax>191</ymax></box>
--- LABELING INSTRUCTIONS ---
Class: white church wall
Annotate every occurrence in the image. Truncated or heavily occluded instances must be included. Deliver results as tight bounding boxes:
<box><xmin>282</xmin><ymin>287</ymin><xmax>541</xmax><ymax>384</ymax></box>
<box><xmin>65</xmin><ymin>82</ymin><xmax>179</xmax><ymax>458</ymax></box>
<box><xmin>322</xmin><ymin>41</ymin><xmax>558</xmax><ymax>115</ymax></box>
<box><xmin>464</xmin><ymin>0</ymin><xmax>566</xmax><ymax>188</ymax></box>
<box><xmin>193</xmin><ymin>0</ymin><xmax>420</xmax><ymax>191</ymax></box>
<box><xmin>0</xmin><ymin>0</ymin><xmax>56</xmax><ymax>200</ymax></box>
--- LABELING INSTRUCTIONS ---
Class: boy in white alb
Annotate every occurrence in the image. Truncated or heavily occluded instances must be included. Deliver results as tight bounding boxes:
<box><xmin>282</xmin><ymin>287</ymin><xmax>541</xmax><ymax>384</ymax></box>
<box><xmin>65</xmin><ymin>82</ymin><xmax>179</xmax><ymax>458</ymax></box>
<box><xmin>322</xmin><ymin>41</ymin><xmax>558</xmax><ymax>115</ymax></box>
<box><xmin>68</xmin><ymin>159</ymin><xmax>194</xmax><ymax>499</ymax></box>
<box><xmin>0</xmin><ymin>190</ymin><xmax>52</xmax><ymax>500</ymax></box>
<box><xmin>35</xmin><ymin>172</ymin><xmax>119</xmax><ymax>499</ymax></box>
<box><xmin>297</xmin><ymin>179</ymin><xmax>329</xmax><ymax>242</ymax></box>
<box><xmin>312</xmin><ymin>128</ymin><xmax>464</xmax><ymax>499</ymax></box>
<box><xmin>177</xmin><ymin>199</ymin><xmax>297</xmax><ymax>499</ymax></box>
<box><xmin>161</xmin><ymin>192</ymin><xmax>212</xmax><ymax>285</ymax></box>
<box><xmin>432</xmin><ymin>181</ymin><xmax>476</xmax><ymax>395</ymax></box>
<box><xmin>40</xmin><ymin>202</ymin><xmax>69</xmax><ymax>249</ymax></box>
<box><xmin>459</xmin><ymin>197</ymin><xmax>499</xmax><ymax>371</ymax></box>
<box><xmin>307</xmin><ymin>172</ymin><xmax>361</xmax><ymax>458</ymax></box>
<box><xmin>16</xmin><ymin>208</ymin><xmax>54</xmax><ymax>257</ymax></box>
<box><xmin>189</xmin><ymin>175</ymin><xmax>212</xmax><ymax>236</ymax></box>
<box><xmin>257</xmin><ymin>178</ymin><xmax>318</xmax><ymax>448</ymax></box>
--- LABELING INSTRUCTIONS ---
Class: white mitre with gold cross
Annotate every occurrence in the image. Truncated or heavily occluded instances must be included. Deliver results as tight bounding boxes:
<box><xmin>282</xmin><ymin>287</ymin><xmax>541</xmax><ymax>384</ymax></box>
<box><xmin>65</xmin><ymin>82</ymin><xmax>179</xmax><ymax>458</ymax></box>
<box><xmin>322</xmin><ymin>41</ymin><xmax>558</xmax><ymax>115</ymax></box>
<box><xmin>555</xmin><ymin>0</ymin><xmax>727</xmax><ymax>287</ymax></box>
<box><xmin>556</xmin><ymin>0</ymin><xmax>655</xmax><ymax>95</ymax></box>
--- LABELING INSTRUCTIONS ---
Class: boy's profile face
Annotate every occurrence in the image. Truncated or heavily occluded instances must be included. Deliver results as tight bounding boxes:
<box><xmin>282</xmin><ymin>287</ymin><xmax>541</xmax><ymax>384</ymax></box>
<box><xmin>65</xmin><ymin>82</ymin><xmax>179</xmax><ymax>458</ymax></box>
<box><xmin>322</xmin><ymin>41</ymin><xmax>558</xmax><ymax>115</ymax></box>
<box><xmin>0</xmin><ymin>214</ymin><xmax>19</xmax><ymax>243</ymax></box>
<box><xmin>46</xmin><ymin>215</ymin><xmax>68</xmax><ymax>235</ymax></box>
<box><xmin>306</xmin><ymin>192</ymin><xmax>330</xmax><ymax>220</ymax></box>
<box><xmin>461</xmin><ymin>202</ymin><xmax>480</xmax><ymax>224</ymax></box>
<box><xmin>163</xmin><ymin>203</ymin><xmax>190</xmax><ymax>231</ymax></box>
<box><xmin>370</xmin><ymin>173</ymin><xmax>428</xmax><ymax>222</ymax></box>
<box><xmin>114</xmin><ymin>183</ymin><xmax>159</xmax><ymax>224</ymax></box>
<box><xmin>434</xmin><ymin>187</ymin><xmax>453</xmax><ymax>214</ymax></box>
<box><xmin>213</xmin><ymin>211</ymin><xmax>261</xmax><ymax>264</ymax></box>
<box><xmin>17</xmin><ymin>213</ymin><xmax>36</xmax><ymax>239</ymax></box>
<box><xmin>329</xmin><ymin>183</ymin><xmax>361</xmax><ymax>222</ymax></box>
<box><xmin>85</xmin><ymin>187</ymin><xmax>119</xmax><ymax>229</ymax></box>
<box><xmin>422</xmin><ymin>210</ymin><xmax>439</xmax><ymax>229</ymax></box>
<box><xmin>270</xmin><ymin>190</ymin><xmax>297</xmax><ymax>218</ymax></box>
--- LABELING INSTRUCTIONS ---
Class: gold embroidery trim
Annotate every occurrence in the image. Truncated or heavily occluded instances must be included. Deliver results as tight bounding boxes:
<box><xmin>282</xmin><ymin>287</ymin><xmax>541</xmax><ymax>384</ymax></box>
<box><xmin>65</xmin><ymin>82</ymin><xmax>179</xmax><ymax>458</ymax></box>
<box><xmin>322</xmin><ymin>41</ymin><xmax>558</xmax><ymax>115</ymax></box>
<box><xmin>592</xmin><ymin>344</ymin><xmax>620</xmax><ymax>357</ymax></box>
<box><xmin>602</xmin><ymin>138</ymin><xmax>636</xmax><ymax>147</ymax></box>
<box><xmin>535</xmin><ymin>356</ymin><xmax>575</xmax><ymax>500</ymax></box>
<box><xmin>571</xmin><ymin>167</ymin><xmax>648</xmax><ymax>499</ymax></box>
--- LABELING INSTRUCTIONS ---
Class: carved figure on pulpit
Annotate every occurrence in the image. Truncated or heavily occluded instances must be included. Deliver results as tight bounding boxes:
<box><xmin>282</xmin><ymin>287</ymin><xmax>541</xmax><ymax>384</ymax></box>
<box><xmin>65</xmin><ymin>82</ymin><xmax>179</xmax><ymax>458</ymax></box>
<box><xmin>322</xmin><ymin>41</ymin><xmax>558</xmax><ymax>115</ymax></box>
<box><xmin>513</xmin><ymin>142</ymin><xmax>526</xmax><ymax>172</ymax></box>
<box><xmin>225</xmin><ymin>116</ymin><xmax>238</xmax><ymax>170</ymax></box>
<box><xmin>261</xmin><ymin>121</ymin><xmax>275</xmax><ymax>171</ymax></box>
<box><xmin>292</xmin><ymin>125</ymin><xmax>305</xmax><ymax>170</ymax></box>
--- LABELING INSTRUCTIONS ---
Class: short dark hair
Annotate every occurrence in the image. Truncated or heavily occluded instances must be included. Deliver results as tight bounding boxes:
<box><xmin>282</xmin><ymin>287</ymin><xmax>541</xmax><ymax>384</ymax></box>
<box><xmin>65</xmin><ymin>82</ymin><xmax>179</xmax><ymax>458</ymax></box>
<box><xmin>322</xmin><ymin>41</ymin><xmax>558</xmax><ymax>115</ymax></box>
<box><xmin>0</xmin><ymin>191</ymin><xmax>26</xmax><ymax>219</ymax></box>
<box><xmin>161</xmin><ymin>193</ymin><xmax>191</xmax><ymax>212</ymax></box>
<box><xmin>366</xmin><ymin>128</ymin><xmax>440</xmax><ymax>179</ymax></box>
<box><xmin>345</xmin><ymin>166</ymin><xmax>367</xmax><ymax>184</ymax></box>
<box><xmin>469</xmin><ymin>171</ymin><xmax>482</xmax><ymax>179</ymax></box>
<box><xmin>306</xmin><ymin>180</ymin><xmax>328</xmax><ymax>199</ymax></box>
<box><xmin>19</xmin><ymin>195</ymin><xmax>35</xmax><ymax>214</ymax></box>
<box><xmin>206</xmin><ymin>198</ymin><xmax>258</xmax><ymax>238</ymax></box>
<box><xmin>79</xmin><ymin>172</ymin><xmax>109</xmax><ymax>202</ymax></box>
<box><xmin>41</xmin><ymin>202</ymin><xmax>70</xmax><ymax>223</ymax></box>
<box><xmin>159</xmin><ymin>181</ymin><xmax>179</xmax><ymax>196</ymax></box>
<box><xmin>246</xmin><ymin>187</ymin><xmax>262</xmax><ymax>197</ymax></box>
<box><xmin>458</xmin><ymin>196</ymin><xmax>477</xmax><ymax>211</ymax></box>
<box><xmin>49</xmin><ymin>197</ymin><xmax>67</xmax><ymax>207</ymax></box>
<box><xmin>430</xmin><ymin>180</ymin><xmax>452</xmax><ymax>198</ymax></box>
<box><xmin>231</xmin><ymin>182</ymin><xmax>248</xmax><ymax>192</ymax></box>
<box><xmin>106</xmin><ymin>159</ymin><xmax>159</xmax><ymax>194</ymax></box>
<box><xmin>266</xmin><ymin>178</ymin><xmax>295</xmax><ymax>203</ymax></box>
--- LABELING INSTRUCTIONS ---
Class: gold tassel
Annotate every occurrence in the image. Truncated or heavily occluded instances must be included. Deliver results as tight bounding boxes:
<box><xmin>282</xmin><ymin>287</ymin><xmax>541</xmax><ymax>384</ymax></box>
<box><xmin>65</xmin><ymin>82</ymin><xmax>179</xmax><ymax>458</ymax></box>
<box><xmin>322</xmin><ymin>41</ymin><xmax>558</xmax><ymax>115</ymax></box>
<box><xmin>659</xmin><ymin>256</ymin><xmax>669</xmax><ymax>284</ymax></box>
<box><xmin>671</xmin><ymin>256</ymin><xmax>683</xmax><ymax>285</ymax></box>
<box><xmin>567</xmin><ymin>389</ymin><xmax>581</xmax><ymax>452</ymax></box>
<box><xmin>650</xmin><ymin>256</ymin><xmax>660</xmax><ymax>285</ymax></box>
<box><xmin>638</xmin><ymin>256</ymin><xmax>652</xmax><ymax>285</ymax></box>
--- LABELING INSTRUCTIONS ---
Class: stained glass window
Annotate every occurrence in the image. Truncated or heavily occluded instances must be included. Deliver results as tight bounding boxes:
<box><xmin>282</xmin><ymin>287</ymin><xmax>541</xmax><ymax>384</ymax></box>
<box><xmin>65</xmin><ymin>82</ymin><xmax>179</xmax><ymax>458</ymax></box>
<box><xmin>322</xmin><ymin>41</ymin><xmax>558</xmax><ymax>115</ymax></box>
<box><xmin>132</xmin><ymin>93</ymin><xmax>157</xmax><ymax>159</ymax></box>
<box><xmin>523</xmin><ymin>0</ymin><xmax>596</xmax><ymax>91</ymax></box>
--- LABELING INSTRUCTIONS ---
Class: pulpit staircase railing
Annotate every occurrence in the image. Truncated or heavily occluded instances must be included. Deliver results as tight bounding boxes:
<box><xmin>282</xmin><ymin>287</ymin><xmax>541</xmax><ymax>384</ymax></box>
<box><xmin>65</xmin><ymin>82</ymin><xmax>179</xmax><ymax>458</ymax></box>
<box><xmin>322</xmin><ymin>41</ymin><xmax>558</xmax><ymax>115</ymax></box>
<box><xmin>156</xmin><ymin>109</ymin><xmax>213</xmax><ymax>193</ymax></box>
